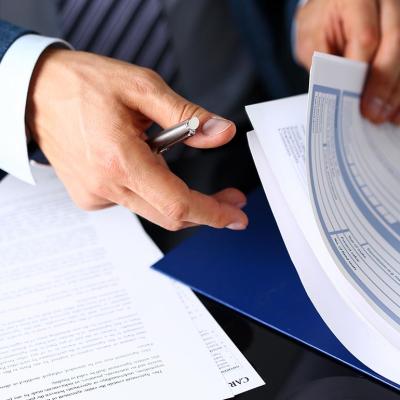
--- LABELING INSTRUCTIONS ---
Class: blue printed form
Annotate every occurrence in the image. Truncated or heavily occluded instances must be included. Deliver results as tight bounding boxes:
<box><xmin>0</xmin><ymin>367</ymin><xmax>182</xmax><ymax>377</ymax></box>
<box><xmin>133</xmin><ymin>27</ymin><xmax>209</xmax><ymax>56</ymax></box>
<box><xmin>246</xmin><ymin>53</ymin><xmax>400</xmax><ymax>386</ymax></box>
<box><xmin>309</xmin><ymin>83</ymin><xmax>400</xmax><ymax>327</ymax></box>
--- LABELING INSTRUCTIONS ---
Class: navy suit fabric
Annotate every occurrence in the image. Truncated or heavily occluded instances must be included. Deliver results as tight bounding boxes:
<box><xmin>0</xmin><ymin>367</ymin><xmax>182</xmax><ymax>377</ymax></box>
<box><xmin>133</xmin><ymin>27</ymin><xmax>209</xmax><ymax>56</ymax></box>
<box><xmin>0</xmin><ymin>20</ymin><xmax>38</xmax><ymax>180</ymax></box>
<box><xmin>0</xmin><ymin>20</ymin><xmax>32</xmax><ymax>181</ymax></box>
<box><xmin>228</xmin><ymin>0</ymin><xmax>308</xmax><ymax>99</ymax></box>
<box><xmin>0</xmin><ymin>19</ymin><xmax>32</xmax><ymax>61</ymax></box>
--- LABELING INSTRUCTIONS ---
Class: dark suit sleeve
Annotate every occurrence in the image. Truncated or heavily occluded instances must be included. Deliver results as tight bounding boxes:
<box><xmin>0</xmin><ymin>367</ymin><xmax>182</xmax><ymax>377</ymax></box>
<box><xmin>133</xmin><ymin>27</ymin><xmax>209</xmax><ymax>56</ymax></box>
<box><xmin>0</xmin><ymin>20</ymin><xmax>34</xmax><ymax>181</ymax></box>
<box><xmin>0</xmin><ymin>19</ymin><xmax>33</xmax><ymax>62</ymax></box>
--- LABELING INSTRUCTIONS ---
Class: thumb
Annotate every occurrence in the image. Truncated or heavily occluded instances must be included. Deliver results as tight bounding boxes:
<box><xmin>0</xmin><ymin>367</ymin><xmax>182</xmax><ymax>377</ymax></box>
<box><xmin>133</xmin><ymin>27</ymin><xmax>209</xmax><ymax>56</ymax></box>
<box><xmin>163</xmin><ymin>91</ymin><xmax>236</xmax><ymax>149</ymax></box>
<box><xmin>133</xmin><ymin>70</ymin><xmax>236</xmax><ymax>149</ymax></box>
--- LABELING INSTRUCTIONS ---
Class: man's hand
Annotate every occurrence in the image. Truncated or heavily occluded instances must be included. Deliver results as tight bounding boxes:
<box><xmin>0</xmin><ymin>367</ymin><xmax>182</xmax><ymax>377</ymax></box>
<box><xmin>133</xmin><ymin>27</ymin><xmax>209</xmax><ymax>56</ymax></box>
<box><xmin>295</xmin><ymin>0</ymin><xmax>400</xmax><ymax>124</ymax></box>
<box><xmin>27</xmin><ymin>49</ymin><xmax>248</xmax><ymax>231</ymax></box>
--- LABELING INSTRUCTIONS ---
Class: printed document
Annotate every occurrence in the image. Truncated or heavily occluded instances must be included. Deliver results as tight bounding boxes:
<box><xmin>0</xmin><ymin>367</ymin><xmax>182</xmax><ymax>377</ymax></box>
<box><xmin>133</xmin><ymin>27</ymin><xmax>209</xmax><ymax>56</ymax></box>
<box><xmin>0</xmin><ymin>166</ymin><xmax>263</xmax><ymax>399</ymax></box>
<box><xmin>308</xmin><ymin>54</ymin><xmax>400</xmax><ymax>331</ymax></box>
<box><xmin>173</xmin><ymin>282</ymin><xmax>264</xmax><ymax>395</ymax></box>
<box><xmin>246</xmin><ymin>53</ymin><xmax>400</xmax><ymax>384</ymax></box>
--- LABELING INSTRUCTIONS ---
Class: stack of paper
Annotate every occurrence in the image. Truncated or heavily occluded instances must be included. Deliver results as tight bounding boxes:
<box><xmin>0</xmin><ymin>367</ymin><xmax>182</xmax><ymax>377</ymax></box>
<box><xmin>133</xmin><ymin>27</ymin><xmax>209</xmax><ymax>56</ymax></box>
<box><xmin>246</xmin><ymin>53</ymin><xmax>400</xmax><ymax>384</ymax></box>
<box><xmin>0</xmin><ymin>166</ymin><xmax>264</xmax><ymax>399</ymax></box>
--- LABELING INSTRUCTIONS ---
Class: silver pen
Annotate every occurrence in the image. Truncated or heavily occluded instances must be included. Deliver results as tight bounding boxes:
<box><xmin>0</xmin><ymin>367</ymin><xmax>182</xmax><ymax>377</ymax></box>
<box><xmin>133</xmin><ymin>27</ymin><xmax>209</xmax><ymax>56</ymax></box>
<box><xmin>148</xmin><ymin>117</ymin><xmax>200</xmax><ymax>154</ymax></box>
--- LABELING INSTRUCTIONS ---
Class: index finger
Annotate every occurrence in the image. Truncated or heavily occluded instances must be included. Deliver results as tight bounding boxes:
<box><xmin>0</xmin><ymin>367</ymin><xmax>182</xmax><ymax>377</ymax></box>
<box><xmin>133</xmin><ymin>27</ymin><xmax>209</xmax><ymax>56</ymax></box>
<box><xmin>124</xmin><ymin>140</ymin><xmax>248</xmax><ymax>229</ymax></box>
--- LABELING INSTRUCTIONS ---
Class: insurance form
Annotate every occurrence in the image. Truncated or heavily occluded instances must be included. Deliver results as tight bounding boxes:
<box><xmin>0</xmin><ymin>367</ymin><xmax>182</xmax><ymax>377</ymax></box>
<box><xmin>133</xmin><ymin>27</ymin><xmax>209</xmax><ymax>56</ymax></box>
<box><xmin>246</xmin><ymin>52</ymin><xmax>400</xmax><ymax>384</ymax></box>
<box><xmin>308</xmin><ymin>53</ymin><xmax>400</xmax><ymax>330</ymax></box>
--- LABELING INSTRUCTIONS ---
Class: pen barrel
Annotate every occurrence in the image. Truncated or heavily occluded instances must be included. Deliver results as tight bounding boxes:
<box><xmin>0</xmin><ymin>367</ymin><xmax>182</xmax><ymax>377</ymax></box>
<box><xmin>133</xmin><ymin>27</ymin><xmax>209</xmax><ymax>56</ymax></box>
<box><xmin>148</xmin><ymin>117</ymin><xmax>199</xmax><ymax>153</ymax></box>
<box><xmin>150</xmin><ymin>124</ymin><xmax>190</xmax><ymax>148</ymax></box>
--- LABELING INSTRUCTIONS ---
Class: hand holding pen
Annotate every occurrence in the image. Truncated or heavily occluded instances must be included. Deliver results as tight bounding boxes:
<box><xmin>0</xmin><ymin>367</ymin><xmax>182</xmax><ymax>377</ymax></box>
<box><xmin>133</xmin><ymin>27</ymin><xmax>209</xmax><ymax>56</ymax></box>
<box><xmin>28</xmin><ymin>50</ymin><xmax>248</xmax><ymax>231</ymax></box>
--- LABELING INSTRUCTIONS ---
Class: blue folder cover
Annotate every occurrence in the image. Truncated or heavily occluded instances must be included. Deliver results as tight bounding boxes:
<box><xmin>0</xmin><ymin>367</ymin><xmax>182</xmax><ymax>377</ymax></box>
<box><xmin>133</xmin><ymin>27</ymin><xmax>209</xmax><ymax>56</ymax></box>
<box><xmin>153</xmin><ymin>188</ymin><xmax>399</xmax><ymax>390</ymax></box>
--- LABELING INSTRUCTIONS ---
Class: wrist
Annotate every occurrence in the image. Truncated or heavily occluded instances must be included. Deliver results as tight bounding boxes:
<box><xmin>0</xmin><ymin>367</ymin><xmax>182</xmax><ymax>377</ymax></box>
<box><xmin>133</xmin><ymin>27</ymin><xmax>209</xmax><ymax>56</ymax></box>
<box><xmin>26</xmin><ymin>48</ymin><xmax>76</xmax><ymax>143</ymax></box>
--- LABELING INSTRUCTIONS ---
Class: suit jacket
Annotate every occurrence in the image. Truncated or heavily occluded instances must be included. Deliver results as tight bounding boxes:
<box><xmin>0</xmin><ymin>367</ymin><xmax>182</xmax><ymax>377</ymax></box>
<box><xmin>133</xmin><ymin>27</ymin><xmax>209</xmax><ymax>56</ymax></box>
<box><xmin>228</xmin><ymin>0</ymin><xmax>308</xmax><ymax>99</ymax></box>
<box><xmin>0</xmin><ymin>19</ymin><xmax>33</xmax><ymax>181</ymax></box>
<box><xmin>0</xmin><ymin>19</ymin><xmax>31</xmax><ymax>60</ymax></box>
<box><xmin>0</xmin><ymin>0</ymin><xmax>306</xmax><ymax>186</ymax></box>
<box><xmin>0</xmin><ymin>0</ymin><xmax>307</xmax><ymax>113</ymax></box>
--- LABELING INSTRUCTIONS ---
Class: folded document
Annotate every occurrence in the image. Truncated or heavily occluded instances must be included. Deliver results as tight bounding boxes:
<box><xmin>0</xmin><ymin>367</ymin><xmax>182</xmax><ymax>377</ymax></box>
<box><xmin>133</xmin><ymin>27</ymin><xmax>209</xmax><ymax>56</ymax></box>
<box><xmin>247</xmin><ymin>52</ymin><xmax>400</xmax><ymax>384</ymax></box>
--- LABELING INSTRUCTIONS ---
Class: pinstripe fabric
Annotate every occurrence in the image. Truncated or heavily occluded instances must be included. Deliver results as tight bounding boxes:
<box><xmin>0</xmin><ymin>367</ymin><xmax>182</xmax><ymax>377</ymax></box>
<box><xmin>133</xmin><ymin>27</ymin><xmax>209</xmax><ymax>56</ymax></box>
<box><xmin>58</xmin><ymin>0</ymin><xmax>177</xmax><ymax>83</ymax></box>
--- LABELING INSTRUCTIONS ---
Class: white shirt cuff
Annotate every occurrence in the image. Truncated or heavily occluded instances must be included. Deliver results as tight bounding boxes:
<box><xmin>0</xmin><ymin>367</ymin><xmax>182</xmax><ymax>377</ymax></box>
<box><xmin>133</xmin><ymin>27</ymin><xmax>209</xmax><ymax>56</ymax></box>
<box><xmin>0</xmin><ymin>34</ymin><xmax>72</xmax><ymax>184</ymax></box>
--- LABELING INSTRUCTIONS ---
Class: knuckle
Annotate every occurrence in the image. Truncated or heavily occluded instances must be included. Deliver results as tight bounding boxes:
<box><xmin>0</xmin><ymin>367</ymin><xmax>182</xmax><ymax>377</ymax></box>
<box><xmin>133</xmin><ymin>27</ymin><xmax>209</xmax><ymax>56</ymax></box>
<box><xmin>212</xmin><ymin>204</ymin><xmax>229</xmax><ymax>229</ymax></box>
<box><xmin>73</xmin><ymin>194</ymin><xmax>99</xmax><ymax>211</ymax></box>
<box><xmin>97</xmin><ymin>147</ymin><xmax>126</xmax><ymax>180</ymax></box>
<box><xmin>175</xmin><ymin>101</ymin><xmax>202</xmax><ymax>124</ymax></box>
<box><xmin>162</xmin><ymin>199</ymin><xmax>189</xmax><ymax>222</ymax></box>
<box><xmin>214</xmin><ymin>215</ymin><xmax>227</xmax><ymax>229</ymax></box>
<box><xmin>164</xmin><ymin>220</ymin><xmax>185</xmax><ymax>232</ymax></box>
<box><xmin>140</xmin><ymin>66</ymin><xmax>162</xmax><ymax>81</ymax></box>
<box><xmin>132</xmin><ymin>67</ymin><xmax>162</xmax><ymax>96</ymax></box>
<box><xmin>358</xmin><ymin>28</ymin><xmax>379</xmax><ymax>50</ymax></box>
<box><xmin>89</xmin><ymin>175</ymin><xmax>109</xmax><ymax>198</ymax></box>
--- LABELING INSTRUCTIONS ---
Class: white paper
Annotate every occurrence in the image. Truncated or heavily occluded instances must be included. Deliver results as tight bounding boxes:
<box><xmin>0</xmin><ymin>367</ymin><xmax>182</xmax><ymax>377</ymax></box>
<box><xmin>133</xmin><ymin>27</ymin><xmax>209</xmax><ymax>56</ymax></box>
<box><xmin>0</xmin><ymin>166</ymin><xmax>232</xmax><ymax>400</ymax></box>
<box><xmin>246</xmin><ymin>53</ymin><xmax>400</xmax><ymax>384</ymax></box>
<box><xmin>172</xmin><ymin>282</ymin><xmax>265</xmax><ymax>395</ymax></box>
<box><xmin>308</xmin><ymin>53</ymin><xmax>400</xmax><ymax>333</ymax></box>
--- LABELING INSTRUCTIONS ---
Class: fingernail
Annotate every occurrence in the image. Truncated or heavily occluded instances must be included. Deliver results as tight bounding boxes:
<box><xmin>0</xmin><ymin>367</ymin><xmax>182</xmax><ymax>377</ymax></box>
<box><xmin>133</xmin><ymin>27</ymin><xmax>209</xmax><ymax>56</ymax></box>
<box><xmin>365</xmin><ymin>97</ymin><xmax>384</xmax><ymax>121</ymax></box>
<box><xmin>202</xmin><ymin>117</ymin><xmax>233</xmax><ymax>136</ymax></box>
<box><xmin>226</xmin><ymin>222</ymin><xmax>247</xmax><ymax>230</ymax></box>
<box><xmin>235</xmin><ymin>201</ymin><xmax>247</xmax><ymax>209</ymax></box>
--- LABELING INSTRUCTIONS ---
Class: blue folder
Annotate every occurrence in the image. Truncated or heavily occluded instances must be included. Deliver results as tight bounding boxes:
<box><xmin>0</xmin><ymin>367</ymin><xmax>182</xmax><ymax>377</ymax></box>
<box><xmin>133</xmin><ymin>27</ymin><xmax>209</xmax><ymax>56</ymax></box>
<box><xmin>153</xmin><ymin>188</ymin><xmax>399</xmax><ymax>390</ymax></box>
